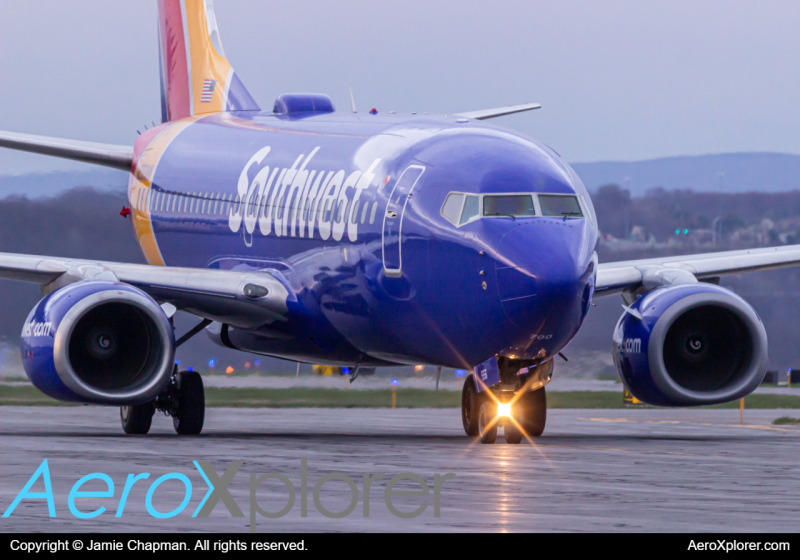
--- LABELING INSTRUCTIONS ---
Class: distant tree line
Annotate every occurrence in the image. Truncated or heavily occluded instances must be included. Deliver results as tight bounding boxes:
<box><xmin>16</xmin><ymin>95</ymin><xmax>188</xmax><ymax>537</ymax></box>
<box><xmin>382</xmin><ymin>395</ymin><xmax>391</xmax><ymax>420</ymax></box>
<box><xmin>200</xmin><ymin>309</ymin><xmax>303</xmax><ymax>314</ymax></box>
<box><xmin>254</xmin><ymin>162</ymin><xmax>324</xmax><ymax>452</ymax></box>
<box><xmin>591</xmin><ymin>184</ymin><xmax>800</xmax><ymax>244</ymax></box>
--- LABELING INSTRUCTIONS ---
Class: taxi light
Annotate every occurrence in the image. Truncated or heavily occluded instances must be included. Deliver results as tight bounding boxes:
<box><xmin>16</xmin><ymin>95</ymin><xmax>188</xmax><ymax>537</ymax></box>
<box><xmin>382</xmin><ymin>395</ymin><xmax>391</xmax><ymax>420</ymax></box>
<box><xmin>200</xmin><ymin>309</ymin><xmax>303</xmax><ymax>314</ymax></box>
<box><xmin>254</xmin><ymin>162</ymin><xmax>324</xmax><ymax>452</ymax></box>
<box><xmin>497</xmin><ymin>403</ymin><xmax>512</xmax><ymax>417</ymax></box>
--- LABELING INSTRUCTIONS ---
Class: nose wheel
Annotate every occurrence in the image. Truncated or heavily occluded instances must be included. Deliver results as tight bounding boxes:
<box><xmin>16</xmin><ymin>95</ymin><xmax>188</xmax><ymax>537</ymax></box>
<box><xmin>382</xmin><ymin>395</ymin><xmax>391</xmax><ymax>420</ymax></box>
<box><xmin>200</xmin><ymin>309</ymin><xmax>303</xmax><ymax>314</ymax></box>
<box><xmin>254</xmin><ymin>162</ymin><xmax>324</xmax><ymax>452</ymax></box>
<box><xmin>462</xmin><ymin>374</ymin><xmax>484</xmax><ymax>436</ymax></box>
<box><xmin>504</xmin><ymin>422</ymin><xmax>523</xmax><ymax>444</ymax></box>
<box><xmin>517</xmin><ymin>387</ymin><xmax>547</xmax><ymax>438</ymax></box>
<box><xmin>462</xmin><ymin>378</ymin><xmax>547</xmax><ymax>443</ymax></box>
<box><xmin>478</xmin><ymin>401</ymin><xmax>498</xmax><ymax>443</ymax></box>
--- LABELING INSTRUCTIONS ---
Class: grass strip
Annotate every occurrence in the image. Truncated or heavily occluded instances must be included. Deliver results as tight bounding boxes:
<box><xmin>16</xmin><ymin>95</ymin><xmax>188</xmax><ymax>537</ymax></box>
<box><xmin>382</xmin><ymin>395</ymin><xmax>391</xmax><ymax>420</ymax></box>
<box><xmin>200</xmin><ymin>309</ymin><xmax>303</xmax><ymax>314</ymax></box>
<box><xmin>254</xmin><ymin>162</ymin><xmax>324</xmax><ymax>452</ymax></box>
<box><xmin>773</xmin><ymin>416</ymin><xmax>800</xmax><ymax>425</ymax></box>
<box><xmin>3</xmin><ymin>385</ymin><xmax>800</xmax><ymax>409</ymax></box>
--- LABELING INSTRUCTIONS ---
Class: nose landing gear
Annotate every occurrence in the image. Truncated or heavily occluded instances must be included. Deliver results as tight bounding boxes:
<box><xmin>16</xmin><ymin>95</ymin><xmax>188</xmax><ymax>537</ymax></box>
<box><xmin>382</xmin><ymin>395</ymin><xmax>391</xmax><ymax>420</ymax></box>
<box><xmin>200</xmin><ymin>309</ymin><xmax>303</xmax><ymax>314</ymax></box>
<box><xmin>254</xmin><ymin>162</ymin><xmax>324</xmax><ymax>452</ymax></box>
<box><xmin>461</xmin><ymin>373</ymin><xmax>547</xmax><ymax>443</ymax></box>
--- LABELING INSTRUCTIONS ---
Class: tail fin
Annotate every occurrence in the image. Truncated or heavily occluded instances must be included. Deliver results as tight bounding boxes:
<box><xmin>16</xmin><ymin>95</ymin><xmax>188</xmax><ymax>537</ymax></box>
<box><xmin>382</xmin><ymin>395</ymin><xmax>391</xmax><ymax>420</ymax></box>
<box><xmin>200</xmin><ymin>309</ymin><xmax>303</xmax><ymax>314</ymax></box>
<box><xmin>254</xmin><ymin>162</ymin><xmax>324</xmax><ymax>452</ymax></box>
<box><xmin>157</xmin><ymin>0</ymin><xmax>260</xmax><ymax>122</ymax></box>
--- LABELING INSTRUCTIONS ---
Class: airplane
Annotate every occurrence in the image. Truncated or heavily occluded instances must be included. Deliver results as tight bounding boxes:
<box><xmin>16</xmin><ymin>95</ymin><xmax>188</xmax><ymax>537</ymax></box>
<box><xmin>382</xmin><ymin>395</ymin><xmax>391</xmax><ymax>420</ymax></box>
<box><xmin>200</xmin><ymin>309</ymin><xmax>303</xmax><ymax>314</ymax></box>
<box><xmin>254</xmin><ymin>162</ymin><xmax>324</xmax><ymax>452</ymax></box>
<box><xmin>2</xmin><ymin>0</ymin><xmax>799</xmax><ymax>443</ymax></box>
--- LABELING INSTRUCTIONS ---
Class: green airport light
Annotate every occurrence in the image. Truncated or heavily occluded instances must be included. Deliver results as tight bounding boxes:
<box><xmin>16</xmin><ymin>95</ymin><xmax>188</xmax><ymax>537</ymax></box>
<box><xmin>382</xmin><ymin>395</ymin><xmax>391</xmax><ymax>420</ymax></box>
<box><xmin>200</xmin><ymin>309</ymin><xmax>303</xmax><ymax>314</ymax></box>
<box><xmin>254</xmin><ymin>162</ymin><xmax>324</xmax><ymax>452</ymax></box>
<box><xmin>675</xmin><ymin>229</ymin><xmax>680</xmax><ymax>235</ymax></box>
<box><xmin>684</xmin><ymin>229</ymin><xmax>688</xmax><ymax>234</ymax></box>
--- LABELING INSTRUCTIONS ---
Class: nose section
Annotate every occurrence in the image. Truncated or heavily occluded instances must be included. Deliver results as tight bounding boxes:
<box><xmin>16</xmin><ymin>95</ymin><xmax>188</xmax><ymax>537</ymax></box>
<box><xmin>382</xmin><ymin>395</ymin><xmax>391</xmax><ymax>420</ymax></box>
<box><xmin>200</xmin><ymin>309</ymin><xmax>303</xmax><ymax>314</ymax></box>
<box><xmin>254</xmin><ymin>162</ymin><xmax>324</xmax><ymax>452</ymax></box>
<box><xmin>494</xmin><ymin>221</ymin><xmax>590</xmax><ymax>354</ymax></box>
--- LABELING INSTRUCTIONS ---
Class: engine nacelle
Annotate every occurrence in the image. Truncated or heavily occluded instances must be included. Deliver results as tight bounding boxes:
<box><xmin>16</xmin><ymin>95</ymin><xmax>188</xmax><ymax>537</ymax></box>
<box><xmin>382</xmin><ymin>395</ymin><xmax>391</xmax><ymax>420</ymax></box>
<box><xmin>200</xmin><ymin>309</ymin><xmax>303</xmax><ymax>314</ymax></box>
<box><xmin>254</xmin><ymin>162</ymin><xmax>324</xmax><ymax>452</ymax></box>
<box><xmin>21</xmin><ymin>281</ymin><xmax>175</xmax><ymax>405</ymax></box>
<box><xmin>613</xmin><ymin>283</ymin><xmax>768</xmax><ymax>406</ymax></box>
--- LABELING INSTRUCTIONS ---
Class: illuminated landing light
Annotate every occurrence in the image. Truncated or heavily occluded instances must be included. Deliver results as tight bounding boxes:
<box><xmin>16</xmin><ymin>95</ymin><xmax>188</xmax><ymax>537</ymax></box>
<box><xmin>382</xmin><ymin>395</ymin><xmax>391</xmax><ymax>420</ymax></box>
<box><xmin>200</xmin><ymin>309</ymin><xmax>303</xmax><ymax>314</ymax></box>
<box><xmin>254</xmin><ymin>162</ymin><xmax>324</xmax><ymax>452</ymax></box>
<box><xmin>497</xmin><ymin>403</ymin><xmax>512</xmax><ymax>417</ymax></box>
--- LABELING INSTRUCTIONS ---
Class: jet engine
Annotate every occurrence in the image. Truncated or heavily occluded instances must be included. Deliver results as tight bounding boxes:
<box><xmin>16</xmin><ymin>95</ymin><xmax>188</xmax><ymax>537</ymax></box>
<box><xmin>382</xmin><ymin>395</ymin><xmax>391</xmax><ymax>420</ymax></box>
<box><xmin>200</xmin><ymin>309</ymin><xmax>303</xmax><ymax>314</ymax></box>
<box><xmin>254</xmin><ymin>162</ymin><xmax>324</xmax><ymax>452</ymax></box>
<box><xmin>20</xmin><ymin>281</ymin><xmax>175</xmax><ymax>405</ymax></box>
<box><xmin>612</xmin><ymin>283</ymin><xmax>767</xmax><ymax>406</ymax></box>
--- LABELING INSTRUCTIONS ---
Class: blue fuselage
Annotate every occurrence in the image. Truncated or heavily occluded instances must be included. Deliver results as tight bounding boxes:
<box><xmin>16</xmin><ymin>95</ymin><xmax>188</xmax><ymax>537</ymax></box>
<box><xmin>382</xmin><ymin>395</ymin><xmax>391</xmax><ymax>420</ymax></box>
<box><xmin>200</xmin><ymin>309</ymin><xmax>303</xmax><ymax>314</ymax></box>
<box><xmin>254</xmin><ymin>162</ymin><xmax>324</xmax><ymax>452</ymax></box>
<box><xmin>129</xmin><ymin>110</ymin><xmax>598</xmax><ymax>369</ymax></box>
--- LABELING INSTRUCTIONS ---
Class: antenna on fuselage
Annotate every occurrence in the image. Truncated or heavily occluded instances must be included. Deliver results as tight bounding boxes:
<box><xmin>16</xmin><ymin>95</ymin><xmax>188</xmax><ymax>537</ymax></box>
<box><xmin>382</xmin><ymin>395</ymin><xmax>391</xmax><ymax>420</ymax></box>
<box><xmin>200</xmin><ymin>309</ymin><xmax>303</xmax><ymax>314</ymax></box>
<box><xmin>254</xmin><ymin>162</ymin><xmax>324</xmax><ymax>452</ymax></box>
<box><xmin>349</xmin><ymin>87</ymin><xmax>357</xmax><ymax>114</ymax></box>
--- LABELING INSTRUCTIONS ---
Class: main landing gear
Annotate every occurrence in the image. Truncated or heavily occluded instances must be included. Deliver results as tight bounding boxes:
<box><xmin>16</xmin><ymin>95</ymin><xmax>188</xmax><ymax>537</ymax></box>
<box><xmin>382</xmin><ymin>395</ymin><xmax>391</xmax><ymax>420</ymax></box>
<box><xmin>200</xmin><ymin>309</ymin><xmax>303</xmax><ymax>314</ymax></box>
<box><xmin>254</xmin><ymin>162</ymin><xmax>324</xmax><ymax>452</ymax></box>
<box><xmin>461</xmin><ymin>372</ymin><xmax>547</xmax><ymax>444</ymax></box>
<box><xmin>120</xmin><ymin>369</ymin><xmax>205</xmax><ymax>436</ymax></box>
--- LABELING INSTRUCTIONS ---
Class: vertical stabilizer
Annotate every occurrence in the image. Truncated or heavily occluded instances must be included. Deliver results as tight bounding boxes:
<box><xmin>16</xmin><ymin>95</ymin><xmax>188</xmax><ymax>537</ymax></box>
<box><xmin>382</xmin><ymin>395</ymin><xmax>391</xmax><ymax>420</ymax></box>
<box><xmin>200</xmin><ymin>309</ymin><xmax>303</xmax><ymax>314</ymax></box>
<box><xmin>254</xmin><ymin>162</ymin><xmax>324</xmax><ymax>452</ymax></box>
<box><xmin>157</xmin><ymin>0</ymin><xmax>260</xmax><ymax>122</ymax></box>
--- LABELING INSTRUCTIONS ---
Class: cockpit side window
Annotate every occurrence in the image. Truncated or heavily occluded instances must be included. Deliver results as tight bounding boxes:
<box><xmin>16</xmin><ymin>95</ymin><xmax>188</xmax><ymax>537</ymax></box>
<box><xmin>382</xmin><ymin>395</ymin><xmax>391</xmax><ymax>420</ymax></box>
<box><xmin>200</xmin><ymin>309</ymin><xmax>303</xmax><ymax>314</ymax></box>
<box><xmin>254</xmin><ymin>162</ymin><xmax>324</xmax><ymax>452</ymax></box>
<box><xmin>441</xmin><ymin>193</ymin><xmax>464</xmax><ymax>225</ymax></box>
<box><xmin>539</xmin><ymin>195</ymin><xmax>583</xmax><ymax>218</ymax></box>
<box><xmin>460</xmin><ymin>195</ymin><xmax>480</xmax><ymax>224</ymax></box>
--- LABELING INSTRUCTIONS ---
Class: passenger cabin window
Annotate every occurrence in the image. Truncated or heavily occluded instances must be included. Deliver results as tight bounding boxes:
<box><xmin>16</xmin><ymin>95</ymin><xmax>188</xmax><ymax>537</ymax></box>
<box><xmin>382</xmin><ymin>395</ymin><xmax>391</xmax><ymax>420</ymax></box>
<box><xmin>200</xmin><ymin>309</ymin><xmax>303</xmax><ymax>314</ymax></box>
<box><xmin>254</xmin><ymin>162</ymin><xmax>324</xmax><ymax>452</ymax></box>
<box><xmin>441</xmin><ymin>193</ymin><xmax>464</xmax><ymax>225</ymax></box>
<box><xmin>539</xmin><ymin>195</ymin><xmax>583</xmax><ymax>218</ymax></box>
<box><xmin>483</xmin><ymin>195</ymin><xmax>535</xmax><ymax>218</ymax></box>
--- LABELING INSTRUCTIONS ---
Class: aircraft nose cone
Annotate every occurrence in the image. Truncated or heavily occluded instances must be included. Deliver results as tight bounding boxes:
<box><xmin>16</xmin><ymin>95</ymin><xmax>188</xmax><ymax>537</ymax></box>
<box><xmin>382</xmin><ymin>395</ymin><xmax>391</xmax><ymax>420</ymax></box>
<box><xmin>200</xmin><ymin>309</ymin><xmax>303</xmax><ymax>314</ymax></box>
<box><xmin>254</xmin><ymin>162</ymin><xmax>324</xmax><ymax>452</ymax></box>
<box><xmin>495</xmin><ymin>229</ymin><xmax>539</xmax><ymax>327</ymax></box>
<box><xmin>494</xmin><ymin>222</ymin><xmax>585</xmax><ymax>329</ymax></box>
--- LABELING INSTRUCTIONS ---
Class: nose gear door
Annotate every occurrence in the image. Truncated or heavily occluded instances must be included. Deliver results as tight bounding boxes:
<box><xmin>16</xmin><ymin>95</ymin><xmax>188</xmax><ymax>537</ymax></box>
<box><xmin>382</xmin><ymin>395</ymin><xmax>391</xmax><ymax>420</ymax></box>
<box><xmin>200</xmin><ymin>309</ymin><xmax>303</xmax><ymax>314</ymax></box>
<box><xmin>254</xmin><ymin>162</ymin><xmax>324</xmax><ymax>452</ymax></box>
<box><xmin>382</xmin><ymin>165</ymin><xmax>425</xmax><ymax>277</ymax></box>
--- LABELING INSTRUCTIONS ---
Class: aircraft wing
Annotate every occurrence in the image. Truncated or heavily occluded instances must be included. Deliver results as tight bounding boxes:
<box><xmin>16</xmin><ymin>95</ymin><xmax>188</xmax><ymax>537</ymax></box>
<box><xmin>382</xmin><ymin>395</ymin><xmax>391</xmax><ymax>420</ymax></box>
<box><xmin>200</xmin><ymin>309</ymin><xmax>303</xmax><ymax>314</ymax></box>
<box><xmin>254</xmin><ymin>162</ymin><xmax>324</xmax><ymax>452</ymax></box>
<box><xmin>0</xmin><ymin>252</ymin><xmax>291</xmax><ymax>329</ymax></box>
<box><xmin>455</xmin><ymin>103</ymin><xmax>542</xmax><ymax>121</ymax></box>
<box><xmin>0</xmin><ymin>130</ymin><xmax>133</xmax><ymax>172</ymax></box>
<box><xmin>595</xmin><ymin>245</ymin><xmax>800</xmax><ymax>298</ymax></box>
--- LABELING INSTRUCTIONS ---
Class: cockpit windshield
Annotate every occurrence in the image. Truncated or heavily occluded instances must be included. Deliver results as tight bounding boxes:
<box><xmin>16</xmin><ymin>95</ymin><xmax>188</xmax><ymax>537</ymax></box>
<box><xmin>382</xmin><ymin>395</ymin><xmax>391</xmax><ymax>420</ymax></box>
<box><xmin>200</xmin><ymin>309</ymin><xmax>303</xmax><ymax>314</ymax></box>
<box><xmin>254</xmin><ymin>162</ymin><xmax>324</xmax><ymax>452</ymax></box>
<box><xmin>483</xmin><ymin>195</ymin><xmax>535</xmax><ymax>218</ymax></box>
<box><xmin>440</xmin><ymin>192</ymin><xmax>586</xmax><ymax>227</ymax></box>
<box><xmin>538</xmin><ymin>195</ymin><xmax>583</xmax><ymax>218</ymax></box>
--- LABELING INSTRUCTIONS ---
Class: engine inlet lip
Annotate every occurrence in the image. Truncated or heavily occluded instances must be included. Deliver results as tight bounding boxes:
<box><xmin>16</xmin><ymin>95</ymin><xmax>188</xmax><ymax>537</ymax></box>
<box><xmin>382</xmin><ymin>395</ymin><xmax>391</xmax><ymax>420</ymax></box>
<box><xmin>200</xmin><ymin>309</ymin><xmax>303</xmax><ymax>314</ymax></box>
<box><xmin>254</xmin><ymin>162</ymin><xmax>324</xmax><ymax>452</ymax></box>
<box><xmin>52</xmin><ymin>289</ymin><xmax>175</xmax><ymax>404</ymax></box>
<box><xmin>647</xmin><ymin>291</ymin><xmax>768</xmax><ymax>405</ymax></box>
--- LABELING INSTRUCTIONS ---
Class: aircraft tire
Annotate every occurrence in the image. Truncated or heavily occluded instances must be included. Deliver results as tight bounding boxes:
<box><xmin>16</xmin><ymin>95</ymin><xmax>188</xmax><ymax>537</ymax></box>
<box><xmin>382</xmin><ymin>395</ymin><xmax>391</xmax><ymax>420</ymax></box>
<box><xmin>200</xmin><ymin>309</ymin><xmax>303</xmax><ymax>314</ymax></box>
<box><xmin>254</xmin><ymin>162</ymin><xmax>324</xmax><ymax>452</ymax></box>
<box><xmin>172</xmin><ymin>371</ymin><xmax>205</xmax><ymax>436</ymax></box>
<box><xmin>504</xmin><ymin>423</ymin><xmax>523</xmax><ymax>444</ymax></box>
<box><xmin>120</xmin><ymin>402</ymin><xmax>154</xmax><ymax>435</ymax></box>
<box><xmin>478</xmin><ymin>401</ymin><xmax>497</xmax><ymax>444</ymax></box>
<box><xmin>518</xmin><ymin>386</ymin><xmax>546</xmax><ymax>437</ymax></box>
<box><xmin>462</xmin><ymin>374</ymin><xmax>484</xmax><ymax>436</ymax></box>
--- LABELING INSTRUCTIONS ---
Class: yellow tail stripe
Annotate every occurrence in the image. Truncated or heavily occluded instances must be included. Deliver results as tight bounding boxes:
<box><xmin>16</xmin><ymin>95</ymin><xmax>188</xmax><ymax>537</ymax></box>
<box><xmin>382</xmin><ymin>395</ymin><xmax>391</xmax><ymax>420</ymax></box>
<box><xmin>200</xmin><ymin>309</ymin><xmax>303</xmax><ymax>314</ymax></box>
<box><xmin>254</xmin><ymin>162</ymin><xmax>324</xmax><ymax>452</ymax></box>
<box><xmin>185</xmin><ymin>0</ymin><xmax>232</xmax><ymax>115</ymax></box>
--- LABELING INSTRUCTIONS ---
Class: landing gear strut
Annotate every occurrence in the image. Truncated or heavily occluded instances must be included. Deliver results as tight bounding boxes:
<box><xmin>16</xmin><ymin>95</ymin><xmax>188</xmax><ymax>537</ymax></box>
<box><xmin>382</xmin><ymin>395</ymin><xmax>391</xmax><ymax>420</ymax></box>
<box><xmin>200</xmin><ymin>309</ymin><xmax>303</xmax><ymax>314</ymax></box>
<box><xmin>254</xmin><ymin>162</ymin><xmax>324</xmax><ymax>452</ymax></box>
<box><xmin>119</xmin><ymin>369</ymin><xmax>205</xmax><ymax>436</ymax></box>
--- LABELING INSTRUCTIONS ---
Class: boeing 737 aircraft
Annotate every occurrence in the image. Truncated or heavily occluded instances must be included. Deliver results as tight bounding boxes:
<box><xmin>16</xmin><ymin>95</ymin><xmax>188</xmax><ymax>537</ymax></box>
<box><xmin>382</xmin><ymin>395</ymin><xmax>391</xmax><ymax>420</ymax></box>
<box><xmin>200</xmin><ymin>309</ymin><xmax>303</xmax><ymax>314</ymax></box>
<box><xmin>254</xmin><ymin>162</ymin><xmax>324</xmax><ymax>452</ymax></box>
<box><xmin>1</xmin><ymin>0</ymin><xmax>798</xmax><ymax>442</ymax></box>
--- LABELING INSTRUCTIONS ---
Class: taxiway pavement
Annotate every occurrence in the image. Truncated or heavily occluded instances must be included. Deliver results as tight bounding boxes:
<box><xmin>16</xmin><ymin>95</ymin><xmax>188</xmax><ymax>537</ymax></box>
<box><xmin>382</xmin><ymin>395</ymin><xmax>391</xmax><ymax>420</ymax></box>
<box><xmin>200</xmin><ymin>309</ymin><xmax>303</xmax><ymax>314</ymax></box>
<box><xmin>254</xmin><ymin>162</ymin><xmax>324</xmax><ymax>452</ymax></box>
<box><xmin>0</xmin><ymin>407</ymin><xmax>798</xmax><ymax>532</ymax></box>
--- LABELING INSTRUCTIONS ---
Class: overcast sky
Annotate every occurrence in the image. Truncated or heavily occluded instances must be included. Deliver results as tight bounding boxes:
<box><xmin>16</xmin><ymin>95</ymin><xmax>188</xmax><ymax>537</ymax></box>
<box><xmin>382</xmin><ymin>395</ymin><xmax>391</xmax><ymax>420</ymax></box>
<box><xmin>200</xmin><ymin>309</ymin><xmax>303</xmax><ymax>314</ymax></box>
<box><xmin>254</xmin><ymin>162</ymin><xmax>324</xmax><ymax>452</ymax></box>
<box><xmin>1</xmin><ymin>0</ymin><xmax>800</xmax><ymax>175</ymax></box>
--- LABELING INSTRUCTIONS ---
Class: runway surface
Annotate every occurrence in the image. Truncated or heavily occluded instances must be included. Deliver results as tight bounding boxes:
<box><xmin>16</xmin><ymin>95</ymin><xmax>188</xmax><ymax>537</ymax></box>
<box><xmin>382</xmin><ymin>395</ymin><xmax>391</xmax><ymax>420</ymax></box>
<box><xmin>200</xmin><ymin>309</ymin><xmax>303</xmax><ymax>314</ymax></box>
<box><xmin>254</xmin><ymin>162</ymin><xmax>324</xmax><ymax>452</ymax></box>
<box><xmin>1</xmin><ymin>406</ymin><xmax>799</xmax><ymax>532</ymax></box>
